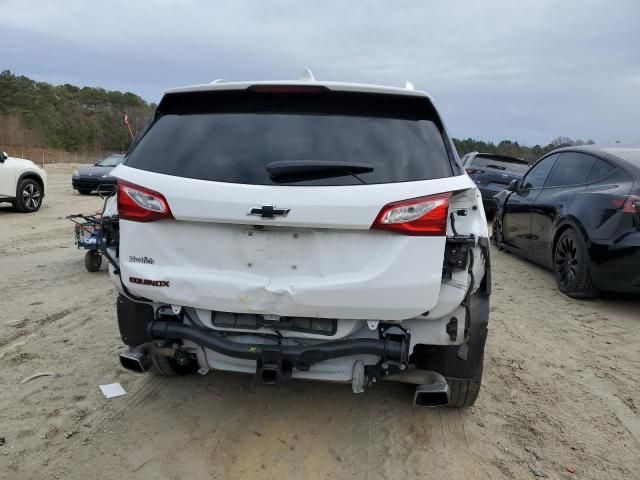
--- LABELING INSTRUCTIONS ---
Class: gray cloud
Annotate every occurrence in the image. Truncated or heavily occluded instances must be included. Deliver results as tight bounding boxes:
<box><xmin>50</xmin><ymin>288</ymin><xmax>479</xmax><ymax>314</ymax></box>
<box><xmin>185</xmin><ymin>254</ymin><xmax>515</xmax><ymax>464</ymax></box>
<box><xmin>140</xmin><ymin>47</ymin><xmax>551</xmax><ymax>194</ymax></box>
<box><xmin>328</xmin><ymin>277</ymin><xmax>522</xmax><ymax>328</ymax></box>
<box><xmin>1</xmin><ymin>0</ymin><xmax>639</xmax><ymax>145</ymax></box>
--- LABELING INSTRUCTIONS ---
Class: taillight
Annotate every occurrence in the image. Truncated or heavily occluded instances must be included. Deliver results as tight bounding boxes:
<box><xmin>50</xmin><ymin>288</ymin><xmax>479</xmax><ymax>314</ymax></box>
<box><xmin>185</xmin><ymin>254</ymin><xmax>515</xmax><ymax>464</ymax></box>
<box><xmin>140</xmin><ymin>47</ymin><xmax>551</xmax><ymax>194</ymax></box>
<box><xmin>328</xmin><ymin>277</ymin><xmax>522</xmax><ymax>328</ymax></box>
<box><xmin>612</xmin><ymin>195</ymin><xmax>640</xmax><ymax>214</ymax></box>
<box><xmin>117</xmin><ymin>180</ymin><xmax>173</xmax><ymax>222</ymax></box>
<box><xmin>465</xmin><ymin>168</ymin><xmax>484</xmax><ymax>175</ymax></box>
<box><xmin>624</xmin><ymin>196</ymin><xmax>640</xmax><ymax>214</ymax></box>
<box><xmin>371</xmin><ymin>193</ymin><xmax>451</xmax><ymax>236</ymax></box>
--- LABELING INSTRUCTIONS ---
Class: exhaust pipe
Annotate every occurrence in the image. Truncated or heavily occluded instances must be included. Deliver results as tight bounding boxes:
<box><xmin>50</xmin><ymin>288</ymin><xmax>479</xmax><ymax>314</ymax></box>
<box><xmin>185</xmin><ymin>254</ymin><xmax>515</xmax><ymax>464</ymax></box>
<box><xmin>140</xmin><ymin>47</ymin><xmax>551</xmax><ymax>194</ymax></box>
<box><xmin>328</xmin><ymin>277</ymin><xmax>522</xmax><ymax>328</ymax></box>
<box><xmin>119</xmin><ymin>347</ymin><xmax>149</xmax><ymax>373</ymax></box>
<box><xmin>413</xmin><ymin>371</ymin><xmax>450</xmax><ymax>407</ymax></box>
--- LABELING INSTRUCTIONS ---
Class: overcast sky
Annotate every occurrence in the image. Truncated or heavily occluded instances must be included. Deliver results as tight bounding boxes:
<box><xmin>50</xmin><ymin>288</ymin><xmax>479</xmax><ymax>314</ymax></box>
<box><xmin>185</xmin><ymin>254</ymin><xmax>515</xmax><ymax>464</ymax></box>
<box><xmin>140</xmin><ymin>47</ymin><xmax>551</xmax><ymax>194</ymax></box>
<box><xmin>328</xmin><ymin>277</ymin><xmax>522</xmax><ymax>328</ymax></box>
<box><xmin>2</xmin><ymin>0</ymin><xmax>639</xmax><ymax>145</ymax></box>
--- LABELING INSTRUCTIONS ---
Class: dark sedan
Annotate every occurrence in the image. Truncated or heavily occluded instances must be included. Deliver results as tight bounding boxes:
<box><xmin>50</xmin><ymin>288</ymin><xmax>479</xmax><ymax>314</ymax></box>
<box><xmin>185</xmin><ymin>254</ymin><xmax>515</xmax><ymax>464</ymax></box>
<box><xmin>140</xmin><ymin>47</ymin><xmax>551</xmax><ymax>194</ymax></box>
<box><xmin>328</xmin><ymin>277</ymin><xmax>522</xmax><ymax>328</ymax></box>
<box><xmin>461</xmin><ymin>152</ymin><xmax>529</xmax><ymax>215</ymax></box>
<box><xmin>72</xmin><ymin>154</ymin><xmax>124</xmax><ymax>194</ymax></box>
<box><xmin>492</xmin><ymin>145</ymin><xmax>640</xmax><ymax>297</ymax></box>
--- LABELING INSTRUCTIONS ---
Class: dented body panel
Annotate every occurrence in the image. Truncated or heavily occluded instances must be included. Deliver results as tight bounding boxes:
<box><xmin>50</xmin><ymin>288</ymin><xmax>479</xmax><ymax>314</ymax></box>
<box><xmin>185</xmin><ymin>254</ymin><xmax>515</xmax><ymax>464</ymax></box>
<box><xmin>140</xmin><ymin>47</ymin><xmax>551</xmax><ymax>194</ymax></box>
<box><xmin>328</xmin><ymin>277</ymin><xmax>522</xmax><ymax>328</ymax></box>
<box><xmin>111</xmin><ymin>165</ymin><xmax>482</xmax><ymax>321</ymax></box>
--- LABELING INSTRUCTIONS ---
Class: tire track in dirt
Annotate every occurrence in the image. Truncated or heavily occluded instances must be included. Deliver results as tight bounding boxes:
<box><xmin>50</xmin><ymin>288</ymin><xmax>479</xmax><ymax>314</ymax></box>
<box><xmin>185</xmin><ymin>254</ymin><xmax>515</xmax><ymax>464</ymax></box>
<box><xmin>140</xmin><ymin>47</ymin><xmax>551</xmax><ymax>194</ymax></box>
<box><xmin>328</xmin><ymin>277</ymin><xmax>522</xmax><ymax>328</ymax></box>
<box><xmin>0</xmin><ymin>307</ymin><xmax>78</xmax><ymax>347</ymax></box>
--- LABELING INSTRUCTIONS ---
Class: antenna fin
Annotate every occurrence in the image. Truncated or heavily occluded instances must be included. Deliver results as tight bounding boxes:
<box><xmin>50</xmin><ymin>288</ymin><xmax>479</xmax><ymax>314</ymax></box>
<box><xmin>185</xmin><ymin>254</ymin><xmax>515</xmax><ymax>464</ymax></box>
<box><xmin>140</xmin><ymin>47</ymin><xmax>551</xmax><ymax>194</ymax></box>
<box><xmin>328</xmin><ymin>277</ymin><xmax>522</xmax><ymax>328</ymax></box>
<box><xmin>299</xmin><ymin>68</ymin><xmax>316</xmax><ymax>82</ymax></box>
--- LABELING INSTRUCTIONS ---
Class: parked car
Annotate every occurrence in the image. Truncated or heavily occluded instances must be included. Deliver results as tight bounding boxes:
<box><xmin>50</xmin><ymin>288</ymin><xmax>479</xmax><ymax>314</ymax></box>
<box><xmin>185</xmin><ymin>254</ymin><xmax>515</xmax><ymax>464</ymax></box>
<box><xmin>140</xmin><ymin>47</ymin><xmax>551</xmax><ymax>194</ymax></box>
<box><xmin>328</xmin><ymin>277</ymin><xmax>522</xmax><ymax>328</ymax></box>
<box><xmin>0</xmin><ymin>150</ymin><xmax>47</xmax><ymax>213</ymax></box>
<box><xmin>493</xmin><ymin>145</ymin><xmax>640</xmax><ymax>297</ymax></box>
<box><xmin>103</xmin><ymin>76</ymin><xmax>492</xmax><ymax>408</ymax></box>
<box><xmin>72</xmin><ymin>154</ymin><xmax>124</xmax><ymax>194</ymax></box>
<box><xmin>460</xmin><ymin>152</ymin><xmax>529</xmax><ymax>215</ymax></box>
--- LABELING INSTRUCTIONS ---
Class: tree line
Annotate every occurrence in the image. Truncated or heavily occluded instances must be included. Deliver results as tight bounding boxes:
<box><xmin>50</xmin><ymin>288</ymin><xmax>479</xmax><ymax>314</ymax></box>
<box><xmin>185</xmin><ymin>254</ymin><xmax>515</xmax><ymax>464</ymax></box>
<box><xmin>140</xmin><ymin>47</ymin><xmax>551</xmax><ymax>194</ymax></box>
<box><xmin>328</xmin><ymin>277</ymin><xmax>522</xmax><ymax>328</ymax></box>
<box><xmin>0</xmin><ymin>70</ymin><xmax>154</xmax><ymax>153</ymax></box>
<box><xmin>0</xmin><ymin>70</ymin><xmax>596</xmax><ymax>161</ymax></box>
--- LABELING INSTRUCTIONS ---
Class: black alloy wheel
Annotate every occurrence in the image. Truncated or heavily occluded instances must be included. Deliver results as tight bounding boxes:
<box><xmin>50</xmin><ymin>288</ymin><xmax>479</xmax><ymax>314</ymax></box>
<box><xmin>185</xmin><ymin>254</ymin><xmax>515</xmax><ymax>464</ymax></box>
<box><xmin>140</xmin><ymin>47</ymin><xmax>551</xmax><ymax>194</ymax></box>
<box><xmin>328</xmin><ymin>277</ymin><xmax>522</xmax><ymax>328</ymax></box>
<box><xmin>15</xmin><ymin>179</ymin><xmax>43</xmax><ymax>212</ymax></box>
<box><xmin>553</xmin><ymin>229</ymin><xmax>599</xmax><ymax>298</ymax></box>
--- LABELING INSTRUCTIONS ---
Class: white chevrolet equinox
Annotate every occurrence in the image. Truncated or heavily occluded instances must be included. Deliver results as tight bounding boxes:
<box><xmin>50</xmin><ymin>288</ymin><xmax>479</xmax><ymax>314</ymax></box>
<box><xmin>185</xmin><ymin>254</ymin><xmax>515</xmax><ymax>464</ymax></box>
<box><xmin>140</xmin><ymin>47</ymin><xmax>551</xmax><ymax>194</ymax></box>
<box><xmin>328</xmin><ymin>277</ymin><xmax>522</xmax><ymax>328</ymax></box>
<box><xmin>105</xmin><ymin>75</ymin><xmax>491</xmax><ymax>407</ymax></box>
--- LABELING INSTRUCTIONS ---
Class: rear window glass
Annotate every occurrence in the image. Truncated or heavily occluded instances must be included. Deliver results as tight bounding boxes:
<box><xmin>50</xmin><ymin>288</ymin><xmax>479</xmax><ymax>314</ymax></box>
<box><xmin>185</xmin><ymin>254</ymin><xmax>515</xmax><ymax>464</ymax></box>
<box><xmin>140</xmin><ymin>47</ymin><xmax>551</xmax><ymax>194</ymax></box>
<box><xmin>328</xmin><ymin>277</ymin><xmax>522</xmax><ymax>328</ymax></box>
<box><xmin>125</xmin><ymin>91</ymin><xmax>453</xmax><ymax>186</ymax></box>
<box><xmin>587</xmin><ymin>159</ymin><xmax>616</xmax><ymax>183</ymax></box>
<box><xmin>472</xmin><ymin>155</ymin><xmax>529</xmax><ymax>174</ymax></box>
<box><xmin>545</xmin><ymin>152</ymin><xmax>596</xmax><ymax>187</ymax></box>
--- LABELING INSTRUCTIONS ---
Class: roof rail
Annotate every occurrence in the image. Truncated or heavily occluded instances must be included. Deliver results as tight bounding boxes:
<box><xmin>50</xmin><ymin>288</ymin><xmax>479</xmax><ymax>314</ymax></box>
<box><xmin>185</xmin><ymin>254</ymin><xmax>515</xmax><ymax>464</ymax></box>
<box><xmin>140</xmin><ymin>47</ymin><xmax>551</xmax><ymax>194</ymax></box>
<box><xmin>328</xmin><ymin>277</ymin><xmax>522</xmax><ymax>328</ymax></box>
<box><xmin>299</xmin><ymin>67</ymin><xmax>316</xmax><ymax>82</ymax></box>
<box><xmin>210</xmin><ymin>79</ymin><xmax>229</xmax><ymax>84</ymax></box>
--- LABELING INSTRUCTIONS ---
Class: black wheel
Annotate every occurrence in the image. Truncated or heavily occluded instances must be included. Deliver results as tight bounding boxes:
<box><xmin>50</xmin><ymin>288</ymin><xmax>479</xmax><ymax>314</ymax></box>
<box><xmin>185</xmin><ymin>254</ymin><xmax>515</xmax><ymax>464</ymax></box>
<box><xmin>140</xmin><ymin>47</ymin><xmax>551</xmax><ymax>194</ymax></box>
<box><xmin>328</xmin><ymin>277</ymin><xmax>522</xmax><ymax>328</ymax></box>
<box><xmin>78</xmin><ymin>189</ymin><xmax>92</xmax><ymax>195</ymax></box>
<box><xmin>491</xmin><ymin>212</ymin><xmax>504</xmax><ymax>250</ymax></box>
<box><xmin>15</xmin><ymin>179</ymin><xmax>43</xmax><ymax>212</ymax></box>
<box><xmin>149</xmin><ymin>351</ymin><xmax>198</xmax><ymax>376</ymax></box>
<box><xmin>553</xmin><ymin>229</ymin><xmax>600</xmax><ymax>298</ymax></box>
<box><xmin>84</xmin><ymin>250</ymin><xmax>102</xmax><ymax>272</ymax></box>
<box><xmin>413</xmin><ymin>292</ymin><xmax>488</xmax><ymax>408</ymax></box>
<box><xmin>446</xmin><ymin>360</ymin><xmax>483</xmax><ymax>408</ymax></box>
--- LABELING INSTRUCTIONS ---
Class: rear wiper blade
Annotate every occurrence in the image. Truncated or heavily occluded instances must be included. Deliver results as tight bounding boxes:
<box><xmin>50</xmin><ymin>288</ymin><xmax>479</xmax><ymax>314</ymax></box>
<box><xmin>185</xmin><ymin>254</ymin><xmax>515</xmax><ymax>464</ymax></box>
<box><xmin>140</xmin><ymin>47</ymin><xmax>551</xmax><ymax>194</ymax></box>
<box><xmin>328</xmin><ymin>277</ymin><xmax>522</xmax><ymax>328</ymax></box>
<box><xmin>486</xmin><ymin>164</ymin><xmax>506</xmax><ymax>171</ymax></box>
<box><xmin>266</xmin><ymin>160</ymin><xmax>374</xmax><ymax>178</ymax></box>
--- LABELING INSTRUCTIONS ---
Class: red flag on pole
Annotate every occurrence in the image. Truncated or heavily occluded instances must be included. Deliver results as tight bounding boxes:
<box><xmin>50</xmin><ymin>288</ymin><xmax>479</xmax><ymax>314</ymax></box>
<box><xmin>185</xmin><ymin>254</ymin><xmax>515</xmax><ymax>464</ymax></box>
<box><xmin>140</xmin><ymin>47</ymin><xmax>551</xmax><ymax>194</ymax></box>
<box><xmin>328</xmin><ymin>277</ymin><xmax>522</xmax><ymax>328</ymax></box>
<box><xmin>124</xmin><ymin>114</ymin><xmax>134</xmax><ymax>141</ymax></box>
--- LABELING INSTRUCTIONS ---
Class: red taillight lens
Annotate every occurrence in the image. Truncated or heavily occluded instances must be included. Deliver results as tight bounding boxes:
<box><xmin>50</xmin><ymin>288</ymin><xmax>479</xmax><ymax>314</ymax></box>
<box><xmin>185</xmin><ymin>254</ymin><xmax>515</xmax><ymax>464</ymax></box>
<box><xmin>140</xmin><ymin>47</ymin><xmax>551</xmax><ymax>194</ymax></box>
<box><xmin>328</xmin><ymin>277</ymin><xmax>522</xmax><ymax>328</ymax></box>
<box><xmin>465</xmin><ymin>168</ymin><xmax>484</xmax><ymax>175</ymax></box>
<box><xmin>117</xmin><ymin>180</ymin><xmax>173</xmax><ymax>222</ymax></box>
<box><xmin>624</xmin><ymin>196</ymin><xmax>640</xmax><ymax>213</ymax></box>
<box><xmin>612</xmin><ymin>195</ymin><xmax>640</xmax><ymax>213</ymax></box>
<box><xmin>371</xmin><ymin>193</ymin><xmax>451</xmax><ymax>236</ymax></box>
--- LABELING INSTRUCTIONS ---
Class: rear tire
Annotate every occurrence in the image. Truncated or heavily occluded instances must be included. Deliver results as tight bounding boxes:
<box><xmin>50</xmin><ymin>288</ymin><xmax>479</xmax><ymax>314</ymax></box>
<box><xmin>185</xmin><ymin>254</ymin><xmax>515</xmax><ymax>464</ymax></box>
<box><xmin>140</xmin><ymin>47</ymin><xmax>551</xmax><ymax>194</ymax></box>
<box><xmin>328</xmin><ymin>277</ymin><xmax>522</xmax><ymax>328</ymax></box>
<box><xmin>149</xmin><ymin>351</ymin><xmax>198</xmax><ymax>376</ymax></box>
<box><xmin>15</xmin><ymin>179</ymin><xmax>43</xmax><ymax>212</ymax></box>
<box><xmin>446</xmin><ymin>361</ymin><xmax>483</xmax><ymax>408</ymax></box>
<box><xmin>84</xmin><ymin>250</ymin><xmax>102</xmax><ymax>272</ymax></box>
<box><xmin>553</xmin><ymin>229</ymin><xmax>599</xmax><ymax>299</ymax></box>
<box><xmin>413</xmin><ymin>292</ymin><xmax>489</xmax><ymax>408</ymax></box>
<box><xmin>78</xmin><ymin>189</ymin><xmax>92</xmax><ymax>195</ymax></box>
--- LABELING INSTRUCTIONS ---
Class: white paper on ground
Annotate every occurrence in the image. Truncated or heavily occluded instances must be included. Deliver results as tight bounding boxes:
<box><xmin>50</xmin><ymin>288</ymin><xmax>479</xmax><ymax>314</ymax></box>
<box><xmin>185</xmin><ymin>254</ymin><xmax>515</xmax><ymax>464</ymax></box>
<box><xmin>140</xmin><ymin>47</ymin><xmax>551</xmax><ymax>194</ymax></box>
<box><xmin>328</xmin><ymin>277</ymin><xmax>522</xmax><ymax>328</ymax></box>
<box><xmin>99</xmin><ymin>383</ymin><xmax>127</xmax><ymax>398</ymax></box>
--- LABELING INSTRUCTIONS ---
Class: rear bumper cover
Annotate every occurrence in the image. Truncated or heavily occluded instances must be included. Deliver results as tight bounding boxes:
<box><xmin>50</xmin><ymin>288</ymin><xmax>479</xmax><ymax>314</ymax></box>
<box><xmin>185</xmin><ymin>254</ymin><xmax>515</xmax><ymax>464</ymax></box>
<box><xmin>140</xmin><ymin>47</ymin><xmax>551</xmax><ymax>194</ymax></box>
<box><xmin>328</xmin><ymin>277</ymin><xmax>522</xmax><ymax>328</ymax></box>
<box><xmin>72</xmin><ymin>177</ymin><xmax>116</xmax><ymax>190</ymax></box>
<box><xmin>589</xmin><ymin>235</ymin><xmax>640</xmax><ymax>293</ymax></box>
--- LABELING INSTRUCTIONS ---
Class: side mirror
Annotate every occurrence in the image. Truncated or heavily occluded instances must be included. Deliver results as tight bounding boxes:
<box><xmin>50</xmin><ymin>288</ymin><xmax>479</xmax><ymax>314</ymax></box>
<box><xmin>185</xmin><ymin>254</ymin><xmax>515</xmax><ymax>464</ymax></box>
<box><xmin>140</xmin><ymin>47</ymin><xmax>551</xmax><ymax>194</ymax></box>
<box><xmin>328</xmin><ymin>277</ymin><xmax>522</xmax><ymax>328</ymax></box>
<box><xmin>508</xmin><ymin>179</ymin><xmax>519</xmax><ymax>192</ymax></box>
<box><xmin>0</xmin><ymin>151</ymin><xmax>7</xmax><ymax>162</ymax></box>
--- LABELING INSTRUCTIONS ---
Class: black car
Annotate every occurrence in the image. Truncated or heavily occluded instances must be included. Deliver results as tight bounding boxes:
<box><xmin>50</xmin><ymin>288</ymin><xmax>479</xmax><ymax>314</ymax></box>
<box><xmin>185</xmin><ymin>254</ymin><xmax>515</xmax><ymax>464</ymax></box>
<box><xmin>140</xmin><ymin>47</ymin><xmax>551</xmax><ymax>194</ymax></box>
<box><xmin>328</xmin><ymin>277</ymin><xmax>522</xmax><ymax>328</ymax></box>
<box><xmin>492</xmin><ymin>145</ymin><xmax>640</xmax><ymax>297</ymax></box>
<box><xmin>461</xmin><ymin>152</ymin><xmax>530</xmax><ymax>215</ymax></box>
<box><xmin>72</xmin><ymin>154</ymin><xmax>124</xmax><ymax>194</ymax></box>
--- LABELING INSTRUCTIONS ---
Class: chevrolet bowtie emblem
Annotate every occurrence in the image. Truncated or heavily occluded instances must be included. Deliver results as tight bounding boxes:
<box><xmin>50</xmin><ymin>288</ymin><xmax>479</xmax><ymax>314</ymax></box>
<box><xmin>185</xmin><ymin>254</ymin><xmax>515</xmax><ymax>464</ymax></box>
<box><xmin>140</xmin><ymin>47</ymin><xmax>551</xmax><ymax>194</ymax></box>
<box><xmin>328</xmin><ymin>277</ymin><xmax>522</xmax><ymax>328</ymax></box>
<box><xmin>248</xmin><ymin>205</ymin><xmax>290</xmax><ymax>219</ymax></box>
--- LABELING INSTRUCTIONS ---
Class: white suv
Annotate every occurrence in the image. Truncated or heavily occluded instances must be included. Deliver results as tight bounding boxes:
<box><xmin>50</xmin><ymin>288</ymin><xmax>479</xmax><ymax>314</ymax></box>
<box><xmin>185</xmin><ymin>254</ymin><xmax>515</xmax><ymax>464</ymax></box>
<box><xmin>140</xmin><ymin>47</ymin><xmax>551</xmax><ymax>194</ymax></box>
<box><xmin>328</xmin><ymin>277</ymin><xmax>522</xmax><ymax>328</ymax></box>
<box><xmin>0</xmin><ymin>151</ymin><xmax>47</xmax><ymax>212</ymax></box>
<box><xmin>106</xmin><ymin>77</ymin><xmax>491</xmax><ymax>407</ymax></box>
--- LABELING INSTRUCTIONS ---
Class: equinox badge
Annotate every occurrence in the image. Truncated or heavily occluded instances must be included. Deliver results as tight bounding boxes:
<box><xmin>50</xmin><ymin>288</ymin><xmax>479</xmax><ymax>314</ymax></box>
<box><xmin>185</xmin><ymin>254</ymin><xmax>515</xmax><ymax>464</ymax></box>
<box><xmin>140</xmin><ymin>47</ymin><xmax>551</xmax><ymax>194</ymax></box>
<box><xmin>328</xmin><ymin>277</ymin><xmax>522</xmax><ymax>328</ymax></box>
<box><xmin>248</xmin><ymin>205</ymin><xmax>290</xmax><ymax>219</ymax></box>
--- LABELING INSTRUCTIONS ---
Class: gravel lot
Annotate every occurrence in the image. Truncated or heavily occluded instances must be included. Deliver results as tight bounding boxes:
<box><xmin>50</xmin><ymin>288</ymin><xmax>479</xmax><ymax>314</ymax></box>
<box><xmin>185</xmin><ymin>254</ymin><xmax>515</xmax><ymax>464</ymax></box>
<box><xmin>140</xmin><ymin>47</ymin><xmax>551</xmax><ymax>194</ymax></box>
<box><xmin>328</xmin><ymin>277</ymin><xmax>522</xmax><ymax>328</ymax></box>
<box><xmin>1</xmin><ymin>164</ymin><xmax>639</xmax><ymax>480</ymax></box>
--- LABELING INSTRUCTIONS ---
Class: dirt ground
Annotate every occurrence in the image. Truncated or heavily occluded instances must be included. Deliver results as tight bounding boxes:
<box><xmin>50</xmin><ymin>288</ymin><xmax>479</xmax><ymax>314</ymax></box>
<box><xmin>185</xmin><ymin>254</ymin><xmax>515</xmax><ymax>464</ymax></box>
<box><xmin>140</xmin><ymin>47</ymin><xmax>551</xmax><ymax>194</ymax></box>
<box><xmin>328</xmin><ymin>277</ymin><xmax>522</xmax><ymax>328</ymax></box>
<box><xmin>1</xmin><ymin>164</ymin><xmax>639</xmax><ymax>480</ymax></box>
